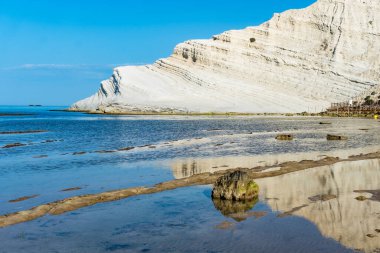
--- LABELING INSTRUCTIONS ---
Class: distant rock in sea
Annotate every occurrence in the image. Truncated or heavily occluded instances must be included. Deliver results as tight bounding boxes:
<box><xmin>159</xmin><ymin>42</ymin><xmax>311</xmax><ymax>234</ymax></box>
<box><xmin>70</xmin><ymin>0</ymin><xmax>380</xmax><ymax>114</ymax></box>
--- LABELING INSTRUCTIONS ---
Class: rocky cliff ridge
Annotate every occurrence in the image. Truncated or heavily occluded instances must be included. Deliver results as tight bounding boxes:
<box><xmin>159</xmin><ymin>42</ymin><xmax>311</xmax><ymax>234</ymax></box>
<box><xmin>70</xmin><ymin>0</ymin><xmax>380</xmax><ymax>113</ymax></box>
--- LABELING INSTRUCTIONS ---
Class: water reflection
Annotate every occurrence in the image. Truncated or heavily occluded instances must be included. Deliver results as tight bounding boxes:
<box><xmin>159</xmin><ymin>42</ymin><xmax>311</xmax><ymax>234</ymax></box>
<box><xmin>212</xmin><ymin>197</ymin><xmax>259</xmax><ymax>222</ymax></box>
<box><xmin>255</xmin><ymin>159</ymin><xmax>380</xmax><ymax>253</ymax></box>
<box><xmin>171</xmin><ymin>146</ymin><xmax>380</xmax><ymax>179</ymax></box>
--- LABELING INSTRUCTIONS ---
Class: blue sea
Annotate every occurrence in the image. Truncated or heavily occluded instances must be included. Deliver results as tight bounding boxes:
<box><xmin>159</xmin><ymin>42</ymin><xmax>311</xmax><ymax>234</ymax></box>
<box><xmin>1</xmin><ymin>106</ymin><xmax>379</xmax><ymax>252</ymax></box>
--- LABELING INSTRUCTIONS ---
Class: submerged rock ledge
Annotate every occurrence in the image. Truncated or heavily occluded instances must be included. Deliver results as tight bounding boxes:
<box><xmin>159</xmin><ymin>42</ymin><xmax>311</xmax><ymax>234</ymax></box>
<box><xmin>1</xmin><ymin>151</ymin><xmax>380</xmax><ymax>228</ymax></box>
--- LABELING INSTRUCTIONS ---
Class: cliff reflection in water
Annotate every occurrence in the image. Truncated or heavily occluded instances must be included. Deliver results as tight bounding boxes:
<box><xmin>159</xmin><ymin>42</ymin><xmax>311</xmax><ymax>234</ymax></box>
<box><xmin>255</xmin><ymin>159</ymin><xmax>380</xmax><ymax>253</ymax></box>
<box><xmin>171</xmin><ymin>146</ymin><xmax>380</xmax><ymax>179</ymax></box>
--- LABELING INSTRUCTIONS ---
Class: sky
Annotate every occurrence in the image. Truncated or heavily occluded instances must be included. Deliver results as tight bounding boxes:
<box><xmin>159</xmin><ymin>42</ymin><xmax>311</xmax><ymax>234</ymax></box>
<box><xmin>0</xmin><ymin>0</ymin><xmax>316</xmax><ymax>106</ymax></box>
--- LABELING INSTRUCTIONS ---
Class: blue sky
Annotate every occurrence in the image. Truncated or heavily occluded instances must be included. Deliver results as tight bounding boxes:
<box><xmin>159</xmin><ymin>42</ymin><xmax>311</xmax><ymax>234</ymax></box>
<box><xmin>0</xmin><ymin>0</ymin><xmax>315</xmax><ymax>106</ymax></box>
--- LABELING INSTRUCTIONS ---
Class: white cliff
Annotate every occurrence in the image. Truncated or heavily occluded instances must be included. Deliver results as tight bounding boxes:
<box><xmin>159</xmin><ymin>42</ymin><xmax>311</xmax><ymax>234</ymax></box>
<box><xmin>70</xmin><ymin>0</ymin><xmax>380</xmax><ymax>114</ymax></box>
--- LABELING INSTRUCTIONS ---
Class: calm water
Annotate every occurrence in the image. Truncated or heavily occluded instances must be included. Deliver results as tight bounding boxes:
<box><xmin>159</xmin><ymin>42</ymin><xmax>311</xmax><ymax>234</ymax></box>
<box><xmin>1</xmin><ymin>106</ymin><xmax>379</xmax><ymax>252</ymax></box>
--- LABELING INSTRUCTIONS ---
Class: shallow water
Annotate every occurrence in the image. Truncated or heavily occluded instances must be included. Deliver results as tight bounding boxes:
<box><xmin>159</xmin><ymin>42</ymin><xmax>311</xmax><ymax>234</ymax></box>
<box><xmin>1</xmin><ymin>106</ymin><xmax>379</xmax><ymax>252</ymax></box>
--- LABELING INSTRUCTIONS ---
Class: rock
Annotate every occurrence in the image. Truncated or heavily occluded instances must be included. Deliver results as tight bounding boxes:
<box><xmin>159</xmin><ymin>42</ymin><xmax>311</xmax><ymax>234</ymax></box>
<box><xmin>367</xmin><ymin>234</ymin><xmax>377</xmax><ymax>238</ymax></box>
<box><xmin>42</xmin><ymin>139</ymin><xmax>58</xmax><ymax>143</ymax></box>
<box><xmin>33</xmin><ymin>155</ymin><xmax>48</xmax><ymax>159</ymax></box>
<box><xmin>0</xmin><ymin>130</ymin><xmax>47</xmax><ymax>135</ymax></box>
<box><xmin>72</xmin><ymin>151</ymin><xmax>86</xmax><ymax>155</ymax></box>
<box><xmin>70</xmin><ymin>0</ymin><xmax>380</xmax><ymax>114</ymax></box>
<box><xmin>8</xmin><ymin>195</ymin><xmax>39</xmax><ymax>203</ymax></box>
<box><xmin>319</xmin><ymin>122</ymin><xmax>332</xmax><ymax>125</ymax></box>
<box><xmin>118</xmin><ymin>147</ymin><xmax>135</xmax><ymax>151</ymax></box>
<box><xmin>94</xmin><ymin>150</ymin><xmax>116</xmax><ymax>153</ymax></box>
<box><xmin>355</xmin><ymin>196</ymin><xmax>367</xmax><ymax>201</ymax></box>
<box><xmin>2</xmin><ymin>143</ymin><xmax>26</xmax><ymax>149</ymax></box>
<box><xmin>60</xmin><ymin>187</ymin><xmax>82</xmax><ymax>192</ymax></box>
<box><xmin>212</xmin><ymin>171</ymin><xmax>259</xmax><ymax>201</ymax></box>
<box><xmin>308</xmin><ymin>194</ymin><xmax>337</xmax><ymax>202</ymax></box>
<box><xmin>0</xmin><ymin>113</ymin><xmax>33</xmax><ymax>117</ymax></box>
<box><xmin>277</xmin><ymin>204</ymin><xmax>309</xmax><ymax>218</ymax></box>
<box><xmin>275</xmin><ymin>134</ymin><xmax>294</xmax><ymax>141</ymax></box>
<box><xmin>327</xmin><ymin>134</ymin><xmax>348</xmax><ymax>141</ymax></box>
<box><xmin>354</xmin><ymin>190</ymin><xmax>380</xmax><ymax>202</ymax></box>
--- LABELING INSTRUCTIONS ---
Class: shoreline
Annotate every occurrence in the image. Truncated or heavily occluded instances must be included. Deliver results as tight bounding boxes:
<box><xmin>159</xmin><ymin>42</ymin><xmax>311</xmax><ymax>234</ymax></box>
<box><xmin>61</xmin><ymin>109</ymin><xmax>378</xmax><ymax>118</ymax></box>
<box><xmin>1</xmin><ymin>149</ymin><xmax>380</xmax><ymax>228</ymax></box>
<box><xmin>64</xmin><ymin>109</ymin><xmax>316</xmax><ymax>117</ymax></box>
<box><xmin>1</xmin><ymin>106</ymin><xmax>375</xmax><ymax>118</ymax></box>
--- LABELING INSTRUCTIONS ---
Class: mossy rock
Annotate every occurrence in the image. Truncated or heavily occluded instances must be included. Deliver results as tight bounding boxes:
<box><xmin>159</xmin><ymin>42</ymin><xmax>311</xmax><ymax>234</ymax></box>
<box><xmin>355</xmin><ymin>196</ymin><xmax>367</xmax><ymax>201</ymax></box>
<box><xmin>327</xmin><ymin>134</ymin><xmax>348</xmax><ymax>141</ymax></box>
<box><xmin>212</xmin><ymin>171</ymin><xmax>259</xmax><ymax>201</ymax></box>
<box><xmin>275</xmin><ymin>134</ymin><xmax>294</xmax><ymax>141</ymax></box>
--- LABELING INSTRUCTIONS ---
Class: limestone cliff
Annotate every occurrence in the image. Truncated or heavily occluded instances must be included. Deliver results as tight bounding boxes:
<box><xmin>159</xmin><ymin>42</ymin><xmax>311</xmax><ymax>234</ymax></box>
<box><xmin>70</xmin><ymin>0</ymin><xmax>380</xmax><ymax>113</ymax></box>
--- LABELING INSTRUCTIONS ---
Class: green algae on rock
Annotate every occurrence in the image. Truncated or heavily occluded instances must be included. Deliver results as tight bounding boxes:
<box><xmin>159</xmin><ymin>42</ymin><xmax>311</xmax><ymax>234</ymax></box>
<box><xmin>212</xmin><ymin>171</ymin><xmax>259</xmax><ymax>201</ymax></box>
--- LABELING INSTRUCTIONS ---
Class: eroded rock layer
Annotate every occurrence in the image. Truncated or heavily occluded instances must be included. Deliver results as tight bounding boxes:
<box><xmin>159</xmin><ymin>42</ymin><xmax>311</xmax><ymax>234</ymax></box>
<box><xmin>71</xmin><ymin>0</ymin><xmax>380</xmax><ymax>113</ymax></box>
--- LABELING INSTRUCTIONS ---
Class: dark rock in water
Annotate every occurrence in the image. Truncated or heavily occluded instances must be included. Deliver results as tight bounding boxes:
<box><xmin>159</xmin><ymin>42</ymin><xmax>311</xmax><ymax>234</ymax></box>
<box><xmin>0</xmin><ymin>113</ymin><xmax>33</xmax><ymax>117</ymax></box>
<box><xmin>355</xmin><ymin>196</ymin><xmax>367</xmax><ymax>201</ymax></box>
<box><xmin>42</xmin><ymin>139</ymin><xmax>58</xmax><ymax>143</ymax></box>
<box><xmin>212</xmin><ymin>171</ymin><xmax>259</xmax><ymax>201</ymax></box>
<box><xmin>308</xmin><ymin>194</ymin><xmax>337</xmax><ymax>202</ymax></box>
<box><xmin>61</xmin><ymin>187</ymin><xmax>82</xmax><ymax>192</ymax></box>
<box><xmin>327</xmin><ymin>134</ymin><xmax>348</xmax><ymax>140</ymax></box>
<box><xmin>2</xmin><ymin>143</ymin><xmax>26</xmax><ymax>149</ymax></box>
<box><xmin>319</xmin><ymin>122</ymin><xmax>332</xmax><ymax>125</ymax></box>
<box><xmin>33</xmin><ymin>155</ymin><xmax>48</xmax><ymax>159</ymax></box>
<box><xmin>354</xmin><ymin>190</ymin><xmax>380</xmax><ymax>202</ymax></box>
<box><xmin>0</xmin><ymin>130</ymin><xmax>47</xmax><ymax>135</ymax></box>
<box><xmin>275</xmin><ymin>134</ymin><xmax>294</xmax><ymax>141</ymax></box>
<box><xmin>94</xmin><ymin>150</ymin><xmax>116</xmax><ymax>154</ymax></box>
<box><xmin>277</xmin><ymin>204</ymin><xmax>309</xmax><ymax>218</ymax></box>
<box><xmin>212</xmin><ymin>197</ymin><xmax>259</xmax><ymax>222</ymax></box>
<box><xmin>118</xmin><ymin>147</ymin><xmax>135</xmax><ymax>151</ymax></box>
<box><xmin>9</xmin><ymin>195</ymin><xmax>39</xmax><ymax>203</ymax></box>
<box><xmin>73</xmin><ymin>151</ymin><xmax>86</xmax><ymax>155</ymax></box>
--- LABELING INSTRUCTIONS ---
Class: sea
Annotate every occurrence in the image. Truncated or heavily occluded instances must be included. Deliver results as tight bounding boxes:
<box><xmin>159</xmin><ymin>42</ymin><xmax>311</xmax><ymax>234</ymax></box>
<box><xmin>0</xmin><ymin>106</ymin><xmax>379</xmax><ymax>253</ymax></box>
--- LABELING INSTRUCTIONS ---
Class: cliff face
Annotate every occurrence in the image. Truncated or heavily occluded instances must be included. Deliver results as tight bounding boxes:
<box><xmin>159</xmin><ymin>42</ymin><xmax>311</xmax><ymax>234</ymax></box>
<box><xmin>70</xmin><ymin>0</ymin><xmax>380</xmax><ymax>113</ymax></box>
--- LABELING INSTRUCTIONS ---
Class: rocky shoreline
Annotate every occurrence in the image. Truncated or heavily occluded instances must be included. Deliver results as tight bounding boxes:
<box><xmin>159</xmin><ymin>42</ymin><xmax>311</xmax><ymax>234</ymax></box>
<box><xmin>65</xmin><ymin>108</ymin><xmax>380</xmax><ymax>119</ymax></box>
<box><xmin>2</xmin><ymin>150</ymin><xmax>380</xmax><ymax>228</ymax></box>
